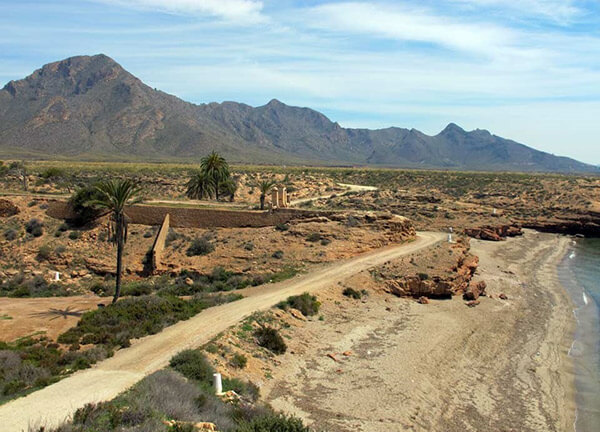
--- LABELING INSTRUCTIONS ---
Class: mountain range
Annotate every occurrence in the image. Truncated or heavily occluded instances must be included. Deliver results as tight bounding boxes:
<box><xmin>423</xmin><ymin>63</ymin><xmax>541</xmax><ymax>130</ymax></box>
<box><xmin>0</xmin><ymin>54</ymin><xmax>596</xmax><ymax>173</ymax></box>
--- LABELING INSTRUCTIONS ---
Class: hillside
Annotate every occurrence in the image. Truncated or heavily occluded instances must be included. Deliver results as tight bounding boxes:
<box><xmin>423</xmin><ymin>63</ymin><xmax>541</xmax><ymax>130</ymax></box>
<box><xmin>0</xmin><ymin>54</ymin><xmax>596</xmax><ymax>173</ymax></box>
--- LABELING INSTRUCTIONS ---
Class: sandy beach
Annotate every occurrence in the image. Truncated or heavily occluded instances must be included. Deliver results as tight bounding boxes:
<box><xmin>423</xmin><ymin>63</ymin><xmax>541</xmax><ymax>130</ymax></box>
<box><xmin>262</xmin><ymin>230</ymin><xmax>576</xmax><ymax>431</ymax></box>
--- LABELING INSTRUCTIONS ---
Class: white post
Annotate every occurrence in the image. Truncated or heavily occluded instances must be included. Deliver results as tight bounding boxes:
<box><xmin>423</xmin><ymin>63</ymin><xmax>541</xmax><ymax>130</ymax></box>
<box><xmin>54</xmin><ymin>271</ymin><xmax>60</xmax><ymax>281</ymax></box>
<box><xmin>493</xmin><ymin>208</ymin><xmax>497</xmax><ymax>215</ymax></box>
<box><xmin>213</xmin><ymin>373</ymin><xmax>223</xmax><ymax>395</ymax></box>
<box><xmin>448</xmin><ymin>233</ymin><xmax>453</xmax><ymax>243</ymax></box>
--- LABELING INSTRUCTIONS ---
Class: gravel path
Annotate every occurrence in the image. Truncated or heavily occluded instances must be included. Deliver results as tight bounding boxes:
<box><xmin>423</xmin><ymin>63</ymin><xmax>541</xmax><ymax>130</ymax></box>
<box><xmin>0</xmin><ymin>232</ymin><xmax>443</xmax><ymax>432</ymax></box>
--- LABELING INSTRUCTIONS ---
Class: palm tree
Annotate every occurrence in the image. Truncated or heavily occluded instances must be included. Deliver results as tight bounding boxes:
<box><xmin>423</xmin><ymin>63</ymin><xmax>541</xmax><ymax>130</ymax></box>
<box><xmin>258</xmin><ymin>179</ymin><xmax>276</xmax><ymax>210</ymax></box>
<box><xmin>219</xmin><ymin>178</ymin><xmax>238</xmax><ymax>202</ymax></box>
<box><xmin>200</xmin><ymin>151</ymin><xmax>230</xmax><ymax>201</ymax></box>
<box><xmin>186</xmin><ymin>171</ymin><xmax>215</xmax><ymax>200</ymax></box>
<box><xmin>90</xmin><ymin>179</ymin><xmax>142</xmax><ymax>304</ymax></box>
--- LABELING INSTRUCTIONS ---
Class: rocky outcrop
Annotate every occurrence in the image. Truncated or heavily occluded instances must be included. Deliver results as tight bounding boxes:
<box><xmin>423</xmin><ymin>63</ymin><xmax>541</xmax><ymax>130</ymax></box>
<box><xmin>464</xmin><ymin>224</ymin><xmax>523</xmax><ymax>241</ymax></box>
<box><xmin>520</xmin><ymin>213</ymin><xmax>600</xmax><ymax>237</ymax></box>
<box><xmin>384</xmin><ymin>247</ymin><xmax>480</xmax><ymax>299</ymax></box>
<box><xmin>0</xmin><ymin>199</ymin><xmax>19</xmax><ymax>217</ymax></box>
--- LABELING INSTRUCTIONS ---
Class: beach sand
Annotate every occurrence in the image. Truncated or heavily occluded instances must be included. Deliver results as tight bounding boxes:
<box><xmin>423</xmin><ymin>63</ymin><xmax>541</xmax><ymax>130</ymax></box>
<box><xmin>262</xmin><ymin>230</ymin><xmax>576</xmax><ymax>431</ymax></box>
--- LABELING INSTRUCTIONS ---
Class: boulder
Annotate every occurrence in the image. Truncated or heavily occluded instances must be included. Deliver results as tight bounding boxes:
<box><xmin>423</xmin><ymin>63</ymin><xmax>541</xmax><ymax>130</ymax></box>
<box><xmin>0</xmin><ymin>199</ymin><xmax>19</xmax><ymax>217</ymax></box>
<box><xmin>463</xmin><ymin>281</ymin><xmax>487</xmax><ymax>300</ymax></box>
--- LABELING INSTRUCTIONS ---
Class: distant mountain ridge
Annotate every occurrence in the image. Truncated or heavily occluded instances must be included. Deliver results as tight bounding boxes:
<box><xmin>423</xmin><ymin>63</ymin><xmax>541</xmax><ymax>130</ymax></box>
<box><xmin>0</xmin><ymin>54</ymin><xmax>596</xmax><ymax>173</ymax></box>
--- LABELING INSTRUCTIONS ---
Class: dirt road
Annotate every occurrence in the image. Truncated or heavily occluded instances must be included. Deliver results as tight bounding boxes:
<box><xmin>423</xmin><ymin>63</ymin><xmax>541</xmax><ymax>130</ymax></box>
<box><xmin>290</xmin><ymin>183</ymin><xmax>377</xmax><ymax>206</ymax></box>
<box><xmin>0</xmin><ymin>232</ymin><xmax>443</xmax><ymax>432</ymax></box>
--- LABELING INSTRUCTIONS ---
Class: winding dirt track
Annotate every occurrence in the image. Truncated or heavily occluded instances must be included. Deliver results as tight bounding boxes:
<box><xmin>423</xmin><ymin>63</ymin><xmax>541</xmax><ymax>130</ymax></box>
<box><xmin>0</xmin><ymin>232</ymin><xmax>443</xmax><ymax>432</ymax></box>
<box><xmin>290</xmin><ymin>183</ymin><xmax>377</xmax><ymax>206</ymax></box>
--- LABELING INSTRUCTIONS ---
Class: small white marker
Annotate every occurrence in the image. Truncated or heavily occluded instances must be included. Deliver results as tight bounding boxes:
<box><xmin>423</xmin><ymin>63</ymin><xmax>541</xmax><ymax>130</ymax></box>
<box><xmin>213</xmin><ymin>373</ymin><xmax>223</xmax><ymax>395</ymax></box>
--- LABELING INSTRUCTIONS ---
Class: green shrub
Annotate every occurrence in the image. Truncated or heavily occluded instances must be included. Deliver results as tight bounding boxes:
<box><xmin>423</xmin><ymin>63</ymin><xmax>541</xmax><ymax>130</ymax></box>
<box><xmin>68</xmin><ymin>231</ymin><xmax>81</xmax><ymax>240</ymax></box>
<box><xmin>271</xmin><ymin>250</ymin><xmax>284</xmax><ymax>259</ymax></box>
<box><xmin>187</xmin><ymin>237</ymin><xmax>215</xmax><ymax>256</ymax></box>
<box><xmin>36</xmin><ymin>244</ymin><xmax>52</xmax><ymax>261</ymax></box>
<box><xmin>169</xmin><ymin>349</ymin><xmax>214</xmax><ymax>384</ymax></box>
<box><xmin>3</xmin><ymin>228</ymin><xmax>18</xmax><ymax>241</ymax></box>
<box><xmin>244</xmin><ymin>242</ymin><xmax>254</xmax><ymax>251</ymax></box>
<box><xmin>235</xmin><ymin>414</ymin><xmax>310</xmax><ymax>432</ymax></box>
<box><xmin>279</xmin><ymin>293</ymin><xmax>320</xmax><ymax>316</ymax></box>
<box><xmin>57</xmin><ymin>294</ymin><xmax>239</xmax><ymax>350</ymax></box>
<box><xmin>254</xmin><ymin>327</ymin><xmax>287</xmax><ymax>354</ymax></box>
<box><xmin>69</xmin><ymin>184</ymin><xmax>105</xmax><ymax>226</ymax></box>
<box><xmin>342</xmin><ymin>287</ymin><xmax>364</xmax><ymax>299</ymax></box>
<box><xmin>305</xmin><ymin>232</ymin><xmax>321</xmax><ymax>242</ymax></box>
<box><xmin>275</xmin><ymin>223</ymin><xmax>289</xmax><ymax>232</ymax></box>
<box><xmin>57</xmin><ymin>222</ymin><xmax>69</xmax><ymax>232</ymax></box>
<box><xmin>230</xmin><ymin>353</ymin><xmax>248</xmax><ymax>369</ymax></box>
<box><xmin>25</xmin><ymin>219</ymin><xmax>43</xmax><ymax>237</ymax></box>
<box><xmin>320</xmin><ymin>238</ymin><xmax>331</xmax><ymax>246</ymax></box>
<box><xmin>418</xmin><ymin>273</ymin><xmax>429</xmax><ymax>281</ymax></box>
<box><xmin>222</xmin><ymin>378</ymin><xmax>259</xmax><ymax>401</ymax></box>
<box><xmin>41</xmin><ymin>167</ymin><xmax>65</xmax><ymax>179</ymax></box>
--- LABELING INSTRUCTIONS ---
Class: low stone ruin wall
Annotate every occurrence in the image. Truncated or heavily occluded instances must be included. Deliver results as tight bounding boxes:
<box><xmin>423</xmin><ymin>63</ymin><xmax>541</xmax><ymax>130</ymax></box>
<box><xmin>46</xmin><ymin>200</ymin><xmax>337</xmax><ymax>229</ymax></box>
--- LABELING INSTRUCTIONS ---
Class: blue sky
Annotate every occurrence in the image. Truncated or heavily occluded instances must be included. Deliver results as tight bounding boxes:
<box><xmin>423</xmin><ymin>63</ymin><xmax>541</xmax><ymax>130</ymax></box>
<box><xmin>1</xmin><ymin>0</ymin><xmax>599</xmax><ymax>164</ymax></box>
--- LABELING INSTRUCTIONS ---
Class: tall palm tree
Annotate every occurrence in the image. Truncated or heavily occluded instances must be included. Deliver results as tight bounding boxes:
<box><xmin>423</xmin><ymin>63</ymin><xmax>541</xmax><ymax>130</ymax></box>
<box><xmin>90</xmin><ymin>179</ymin><xmax>142</xmax><ymax>304</ymax></box>
<box><xmin>258</xmin><ymin>179</ymin><xmax>276</xmax><ymax>210</ymax></box>
<box><xmin>200</xmin><ymin>151</ymin><xmax>230</xmax><ymax>201</ymax></box>
<box><xmin>186</xmin><ymin>171</ymin><xmax>215</xmax><ymax>200</ymax></box>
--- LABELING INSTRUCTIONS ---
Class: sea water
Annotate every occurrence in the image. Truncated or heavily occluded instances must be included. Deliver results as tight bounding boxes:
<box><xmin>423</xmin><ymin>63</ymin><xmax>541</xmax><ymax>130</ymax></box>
<box><xmin>558</xmin><ymin>238</ymin><xmax>600</xmax><ymax>431</ymax></box>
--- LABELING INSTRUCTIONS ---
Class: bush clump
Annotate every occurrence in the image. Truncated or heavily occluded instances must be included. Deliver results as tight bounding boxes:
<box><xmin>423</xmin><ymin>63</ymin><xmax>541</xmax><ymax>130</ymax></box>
<box><xmin>0</xmin><ymin>274</ymin><xmax>71</xmax><ymax>297</ymax></box>
<box><xmin>271</xmin><ymin>250</ymin><xmax>284</xmax><ymax>259</ymax></box>
<box><xmin>25</xmin><ymin>219</ymin><xmax>43</xmax><ymax>237</ymax></box>
<box><xmin>170</xmin><ymin>349</ymin><xmax>215</xmax><ymax>383</ymax></box>
<box><xmin>230</xmin><ymin>353</ymin><xmax>248</xmax><ymax>369</ymax></box>
<box><xmin>235</xmin><ymin>414</ymin><xmax>310</xmax><ymax>432</ymax></box>
<box><xmin>305</xmin><ymin>232</ymin><xmax>321</xmax><ymax>242</ymax></box>
<box><xmin>57</xmin><ymin>294</ymin><xmax>240</xmax><ymax>350</ymax></box>
<box><xmin>254</xmin><ymin>327</ymin><xmax>287</xmax><ymax>355</ymax></box>
<box><xmin>278</xmin><ymin>293</ymin><xmax>320</xmax><ymax>316</ymax></box>
<box><xmin>36</xmin><ymin>244</ymin><xmax>52</xmax><ymax>261</ymax></box>
<box><xmin>68</xmin><ymin>231</ymin><xmax>81</xmax><ymax>240</ymax></box>
<box><xmin>187</xmin><ymin>237</ymin><xmax>215</xmax><ymax>256</ymax></box>
<box><xmin>69</xmin><ymin>184</ymin><xmax>105</xmax><ymax>226</ymax></box>
<box><xmin>342</xmin><ymin>287</ymin><xmax>365</xmax><ymax>299</ymax></box>
<box><xmin>275</xmin><ymin>223</ymin><xmax>289</xmax><ymax>232</ymax></box>
<box><xmin>3</xmin><ymin>228</ymin><xmax>18</xmax><ymax>241</ymax></box>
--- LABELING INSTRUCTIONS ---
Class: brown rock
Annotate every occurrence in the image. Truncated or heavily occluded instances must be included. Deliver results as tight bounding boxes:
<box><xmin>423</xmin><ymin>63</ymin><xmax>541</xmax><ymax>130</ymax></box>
<box><xmin>342</xmin><ymin>350</ymin><xmax>352</xmax><ymax>356</ymax></box>
<box><xmin>499</xmin><ymin>293</ymin><xmax>508</xmax><ymax>300</ymax></box>
<box><xmin>0</xmin><ymin>199</ymin><xmax>19</xmax><ymax>217</ymax></box>
<box><xmin>195</xmin><ymin>422</ymin><xmax>217</xmax><ymax>431</ymax></box>
<box><xmin>327</xmin><ymin>353</ymin><xmax>339</xmax><ymax>362</ymax></box>
<box><xmin>289</xmin><ymin>308</ymin><xmax>306</xmax><ymax>320</ymax></box>
<box><xmin>417</xmin><ymin>296</ymin><xmax>429</xmax><ymax>304</ymax></box>
<box><xmin>466</xmin><ymin>300</ymin><xmax>480</xmax><ymax>307</ymax></box>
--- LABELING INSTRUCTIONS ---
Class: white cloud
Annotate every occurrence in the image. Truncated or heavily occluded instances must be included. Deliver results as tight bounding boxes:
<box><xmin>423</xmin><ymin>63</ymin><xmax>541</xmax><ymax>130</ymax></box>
<box><xmin>97</xmin><ymin>0</ymin><xmax>265</xmax><ymax>22</ymax></box>
<box><xmin>450</xmin><ymin>0</ymin><xmax>582</xmax><ymax>24</ymax></box>
<box><xmin>306</xmin><ymin>2</ymin><xmax>517</xmax><ymax>58</ymax></box>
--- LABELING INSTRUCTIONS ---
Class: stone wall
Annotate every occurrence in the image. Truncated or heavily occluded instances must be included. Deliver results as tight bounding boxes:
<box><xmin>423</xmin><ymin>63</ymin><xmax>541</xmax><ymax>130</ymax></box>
<box><xmin>147</xmin><ymin>213</ymin><xmax>170</xmax><ymax>272</ymax></box>
<box><xmin>46</xmin><ymin>200</ymin><xmax>337</xmax><ymax>229</ymax></box>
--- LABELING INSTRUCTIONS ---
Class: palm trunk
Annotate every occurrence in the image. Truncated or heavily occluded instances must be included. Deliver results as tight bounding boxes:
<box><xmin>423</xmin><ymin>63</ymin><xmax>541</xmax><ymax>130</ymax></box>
<box><xmin>113</xmin><ymin>214</ymin><xmax>124</xmax><ymax>304</ymax></box>
<box><xmin>260</xmin><ymin>194</ymin><xmax>265</xmax><ymax>210</ymax></box>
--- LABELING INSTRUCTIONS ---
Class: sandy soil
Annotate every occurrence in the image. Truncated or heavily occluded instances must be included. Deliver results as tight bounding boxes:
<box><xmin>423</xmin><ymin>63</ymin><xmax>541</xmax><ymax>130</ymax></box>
<box><xmin>261</xmin><ymin>230</ymin><xmax>576</xmax><ymax>431</ymax></box>
<box><xmin>0</xmin><ymin>232</ymin><xmax>443</xmax><ymax>432</ymax></box>
<box><xmin>0</xmin><ymin>296</ymin><xmax>109</xmax><ymax>341</ymax></box>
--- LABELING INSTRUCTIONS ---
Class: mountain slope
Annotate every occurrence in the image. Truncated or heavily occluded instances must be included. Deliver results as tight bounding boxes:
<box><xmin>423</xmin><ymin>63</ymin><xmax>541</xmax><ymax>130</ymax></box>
<box><xmin>0</xmin><ymin>54</ymin><xmax>596</xmax><ymax>173</ymax></box>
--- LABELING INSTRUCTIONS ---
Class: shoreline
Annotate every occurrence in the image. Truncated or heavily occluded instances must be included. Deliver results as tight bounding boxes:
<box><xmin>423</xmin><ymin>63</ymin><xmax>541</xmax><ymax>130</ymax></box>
<box><xmin>261</xmin><ymin>230</ymin><xmax>576</xmax><ymax>431</ymax></box>
<box><xmin>558</xmin><ymin>238</ymin><xmax>600</xmax><ymax>432</ymax></box>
